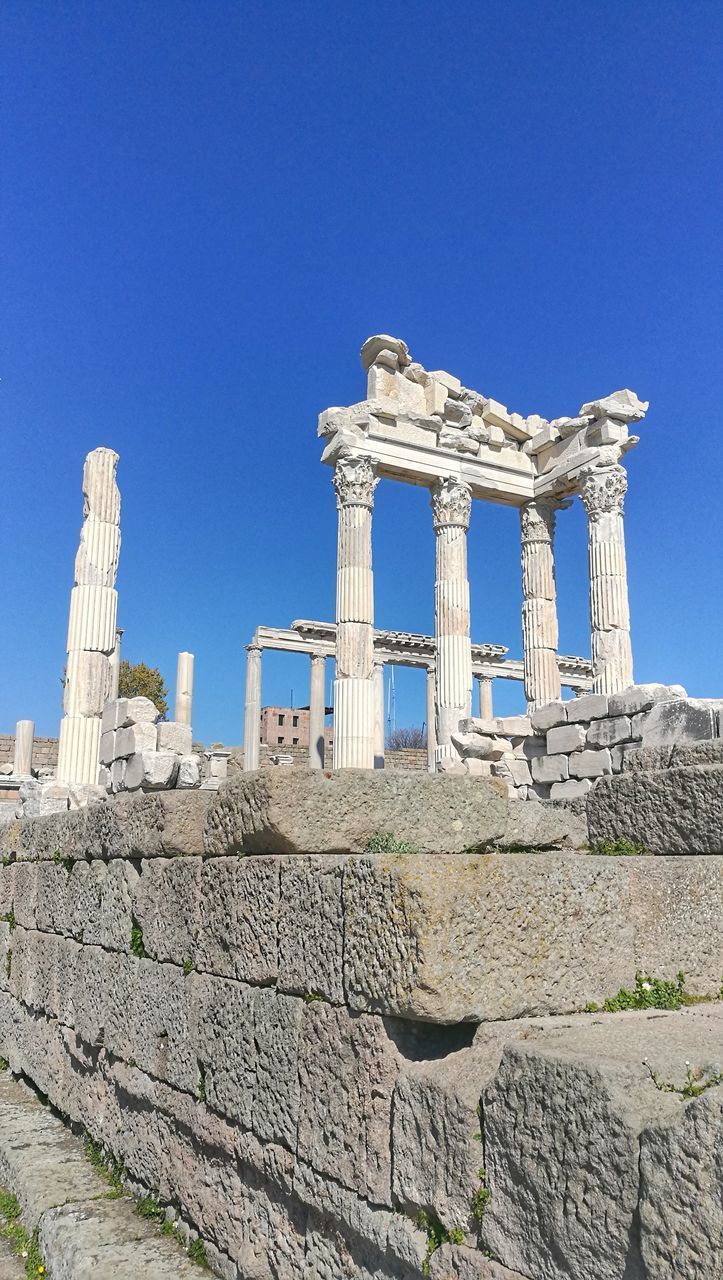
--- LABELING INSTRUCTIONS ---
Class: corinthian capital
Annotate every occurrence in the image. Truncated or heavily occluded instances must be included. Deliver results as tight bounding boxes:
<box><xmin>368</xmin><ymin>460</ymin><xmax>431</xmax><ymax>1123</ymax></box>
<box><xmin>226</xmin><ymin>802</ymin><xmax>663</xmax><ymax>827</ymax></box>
<box><xmin>520</xmin><ymin>499</ymin><xmax>558</xmax><ymax>543</ymax></box>
<box><xmin>333</xmin><ymin>454</ymin><xmax>379</xmax><ymax>509</ymax></box>
<box><xmin>580</xmin><ymin>464</ymin><xmax>628</xmax><ymax>521</ymax></box>
<box><xmin>431</xmin><ymin>477</ymin><xmax>472</xmax><ymax>531</ymax></box>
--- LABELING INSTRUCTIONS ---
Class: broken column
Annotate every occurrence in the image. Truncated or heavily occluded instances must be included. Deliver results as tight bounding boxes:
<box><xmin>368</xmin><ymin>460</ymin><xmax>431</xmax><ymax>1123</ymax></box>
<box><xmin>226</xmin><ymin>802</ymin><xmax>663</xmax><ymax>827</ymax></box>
<box><xmin>243</xmin><ymin>644</ymin><xmax>262</xmax><ymax>772</ymax></box>
<box><xmin>57</xmin><ymin>448</ymin><xmax>120</xmax><ymax>786</ymax></box>
<box><xmin>175</xmin><ymin>651</ymin><xmax>194</xmax><ymax>727</ymax></box>
<box><xmin>432</xmin><ymin>477</ymin><xmax>473</xmax><ymax>766</ymax></box>
<box><xmin>520</xmin><ymin>499</ymin><xmax>562</xmax><ymax>709</ymax></box>
<box><xmin>332</xmin><ymin>454</ymin><xmax>379</xmax><ymax>769</ymax></box>
<box><xmin>580</xmin><ymin>463</ymin><xmax>633</xmax><ymax>694</ymax></box>
<box><xmin>13</xmin><ymin>720</ymin><xmax>34</xmax><ymax>776</ymax></box>
<box><xmin>308</xmin><ymin>652</ymin><xmax>326</xmax><ymax>769</ymax></box>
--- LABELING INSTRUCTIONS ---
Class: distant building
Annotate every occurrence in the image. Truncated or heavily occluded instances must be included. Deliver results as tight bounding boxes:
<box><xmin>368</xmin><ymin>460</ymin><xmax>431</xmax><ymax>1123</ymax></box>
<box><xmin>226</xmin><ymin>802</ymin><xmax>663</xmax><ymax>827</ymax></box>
<box><xmin>259</xmin><ymin>704</ymin><xmax>333</xmax><ymax>750</ymax></box>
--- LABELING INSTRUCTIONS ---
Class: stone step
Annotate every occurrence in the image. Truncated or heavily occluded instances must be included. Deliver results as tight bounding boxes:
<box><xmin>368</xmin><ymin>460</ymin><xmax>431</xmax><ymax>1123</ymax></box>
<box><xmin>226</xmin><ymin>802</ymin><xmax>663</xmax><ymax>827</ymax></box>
<box><xmin>0</xmin><ymin>1073</ymin><xmax>205</xmax><ymax>1279</ymax></box>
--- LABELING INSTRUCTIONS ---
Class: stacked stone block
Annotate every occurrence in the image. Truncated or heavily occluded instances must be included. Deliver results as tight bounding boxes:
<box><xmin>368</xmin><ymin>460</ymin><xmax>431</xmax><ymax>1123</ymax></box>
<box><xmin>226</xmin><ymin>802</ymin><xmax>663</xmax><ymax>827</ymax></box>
<box><xmin>453</xmin><ymin>683</ymin><xmax>723</xmax><ymax>801</ymax></box>
<box><xmin>99</xmin><ymin>696</ymin><xmax>201</xmax><ymax>793</ymax></box>
<box><xmin>0</xmin><ymin>784</ymin><xmax>720</xmax><ymax>1280</ymax></box>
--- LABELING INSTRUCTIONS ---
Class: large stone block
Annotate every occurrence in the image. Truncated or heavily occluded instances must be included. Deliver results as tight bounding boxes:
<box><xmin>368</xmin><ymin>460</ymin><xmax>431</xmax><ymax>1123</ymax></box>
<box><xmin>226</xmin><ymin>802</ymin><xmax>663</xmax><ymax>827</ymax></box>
<box><xmin>529</xmin><ymin>701</ymin><xmax>567</xmax><ymax>732</ymax></box>
<box><xmin>115</xmin><ymin>723</ymin><xmax>157</xmax><ymax>759</ymax></box>
<box><xmin>565</xmin><ymin>693</ymin><xmax>609</xmax><ymax>723</ymax></box>
<box><xmin>607</xmin><ymin>683</ymin><xmax>685</xmax><ymax>717</ymax></box>
<box><xmin>157</xmin><ymin>721</ymin><xmax>193</xmax><ymax>756</ymax></box>
<box><xmin>278</xmin><ymin>857</ymin><xmax>345</xmax><ymax>1003</ymax></box>
<box><xmin>586</xmin><ymin>716</ymin><xmax>631</xmax><ymax>748</ymax></box>
<box><xmin>196</xmin><ymin>856</ymin><xmax>278</xmax><ymax>984</ymax></box>
<box><xmin>588</xmin><ymin>758</ymin><xmax>723</xmax><ymax>853</ymax></box>
<box><xmin>531</xmin><ymin>754</ymin><xmax>568</xmax><ymax>784</ymax></box>
<box><xmin>341</xmin><ymin>854</ymin><xmax>723</xmax><ymax>1023</ymax></box>
<box><xmin>194</xmin><ymin>973</ymin><xmax>255</xmax><ymax>1127</ymax></box>
<box><xmin>252</xmin><ymin>988</ymin><xmax>303</xmax><ymax>1150</ymax></box>
<box><xmin>297</xmin><ymin>1003</ymin><xmax>401</xmax><ymax>1205</ymax></box>
<box><xmin>204</xmin><ymin>770</ymin><xmax>584</xmax><ymax>858</ymax></box>
<box><xmin>568</xmin><ymin>748</ymin><xmax>612</xmax><ymax>779</ymax></box>
<box><xmin>132</xmin><ymin>857</ymin><xmax>201</xmax><ymax>966</ymax></box>
<box><xmin>482</xmin><ymin>1007</ymin><xmax>723</xmax><ymax>1280</ymax></box>
<box><xmin>546</xmin><ymin>723</ymin><xmax>586</xmax><ymax>755</ymax></box>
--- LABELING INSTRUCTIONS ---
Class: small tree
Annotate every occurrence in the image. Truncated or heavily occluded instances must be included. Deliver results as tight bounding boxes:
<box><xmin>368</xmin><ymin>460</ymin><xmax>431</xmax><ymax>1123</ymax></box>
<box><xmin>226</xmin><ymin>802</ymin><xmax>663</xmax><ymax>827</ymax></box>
<box><xmin>118</xmin><ymin>660</ymin><xmax>168</xmax><ymax>718</ymax></box>
<box><xmin>387</xmin><ymin>725</ymin><xmax>427</xmax><ymax>750</ymax></box>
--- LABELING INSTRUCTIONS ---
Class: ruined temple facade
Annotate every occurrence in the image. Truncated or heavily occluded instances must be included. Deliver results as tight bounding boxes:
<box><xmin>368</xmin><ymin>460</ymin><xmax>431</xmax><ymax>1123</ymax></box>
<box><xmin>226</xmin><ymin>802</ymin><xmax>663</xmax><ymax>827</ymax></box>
<box><xmin>319</xmin><ymin>336</ymin><xmax>647</xmax><ymax>769</ymax></box>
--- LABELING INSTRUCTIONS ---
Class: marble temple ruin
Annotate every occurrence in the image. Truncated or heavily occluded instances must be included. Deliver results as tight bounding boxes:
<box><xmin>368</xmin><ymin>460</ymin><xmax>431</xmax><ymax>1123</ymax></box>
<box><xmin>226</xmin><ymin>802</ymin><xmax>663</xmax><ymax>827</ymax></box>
<box><xmin>318</xmin><ymin>335</ymin><xmax>647</xmax><ymax>768</ymax></box>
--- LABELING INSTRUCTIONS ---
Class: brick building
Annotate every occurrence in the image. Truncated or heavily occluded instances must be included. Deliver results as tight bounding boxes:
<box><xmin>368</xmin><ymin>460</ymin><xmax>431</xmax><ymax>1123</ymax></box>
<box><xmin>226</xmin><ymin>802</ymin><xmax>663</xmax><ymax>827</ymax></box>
<box><xmin>259</xmin><ymin>704</ymin><xmax>334</xmax><ymax>751</ymax></box>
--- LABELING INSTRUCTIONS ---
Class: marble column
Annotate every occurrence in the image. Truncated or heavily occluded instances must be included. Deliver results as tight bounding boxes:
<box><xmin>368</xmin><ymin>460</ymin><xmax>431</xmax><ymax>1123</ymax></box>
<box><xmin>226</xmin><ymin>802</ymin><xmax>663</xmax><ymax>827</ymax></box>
<box><xmin>431</xmin><ymin>477</ymin><xmax>473</xmax><ymax>766</ymax></box>
<box><xmin>475</xmin><ymin>674</ymin><xmax>494</xmax><ymax>720</ymax></box>
<box><xmin>332</xmin><ymin>455</ymin><xmax>379</xmax><ymax>769</ymax></box>
<box><xmin>520</xmin><ymin>500</ymin><xmax>562</xmax><ymax>710</ymax></box>
<box><xmin>580</xmin><ymin>464</ymin><xmax>633</xmax><ymax>693</ymax></box>
<box><xmin>308</xmin><ymin>652</ymin><xmax>326</xmax><ymax>769</ymax></box>
<box><xmin>57</xmin><ymin>448</ymin><xmax>121</xmax><ymax>786</ymax></box>
<box><xmin>175</xmin><ymin>651</ymin><xmax>195</xmax><ymax>727</ymax></box>
<box><xmin>13</xmin><ymin>720</ymin><xmax>34</xmax><ymax>776</ymax></box>
<box><xmin>243</xmin><ymin>644</ymin><xmax>262</xmax><ymax>771</ymax></box>
<box><xmin>373</xmin><ymin>660</ymin><xmax>385</xmax><ymax>769</ymax></box>
<box><xmin>425</xmin><ymin>666</ymin><xmax>437</xmax><ymax>773</ymax></box>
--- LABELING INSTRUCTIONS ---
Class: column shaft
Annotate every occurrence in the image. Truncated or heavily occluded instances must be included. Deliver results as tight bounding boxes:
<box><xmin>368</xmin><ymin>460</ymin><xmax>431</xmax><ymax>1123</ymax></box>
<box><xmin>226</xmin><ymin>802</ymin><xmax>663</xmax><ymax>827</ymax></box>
<box><xmin>432</xmin><ymin>478</ymin><xmax>473</xmax><ymax>765</ymax></box>
<box><xmin>332</xmin><ymin>456</ymin><xmax>378</xmax><ymax>769</ymax></box>
<box><xmin>13</xmin><ymin>720</ymin><xmax>34</xmax><ymax>776</ymax></box>
<box><xmin>243</xmin><ymin>645</ymin><xmax>262</xmax><ymax>771</ymax></box>
<box><xmin>373</xmin><ymin>661</ymin><xmax>385</xmax><ymax>769</ymax></box>
<box><xmin>581</xmin><ymin>465</ymin><xmax>633</xmax><ymax>693</ymax></box>
<box><xmin>308</xmin><ymin>653</ymin><xmax>326</xmax><ymax>769</ymax></box>
<box><xmin>476</xmin><ymin>675</ymin><xmax>494</xmax><ymax>720</ymax></box>
<box><xmin>175</xmin><ymin>651</ymin><xmax>195</xmax><ymax>727</ymax></box>
<box><xmin>520</xmin><ymin>500</ymin><xmax>561</xmax><ymax>710</ymax></box>
<box><xmin>425</xmin><ymin>667</ymin><xmax>437</xmax><ymax>773</ymax></box>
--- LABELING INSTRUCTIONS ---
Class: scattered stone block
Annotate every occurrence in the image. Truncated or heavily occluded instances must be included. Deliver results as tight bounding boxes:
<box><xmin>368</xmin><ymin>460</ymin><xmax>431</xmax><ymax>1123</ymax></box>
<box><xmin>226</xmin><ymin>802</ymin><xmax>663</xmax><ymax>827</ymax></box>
<box><xmin>586</xmin><ymin>716</ymin><xmax>631</xmax><ymax>748</ymax></box>
<box><xmin>531</xmin><ymin>755</ymin><xmax>568</xmax><ymax>784</ymax></box>
<box><xmin>565</xmin><ymin>693</ymin><xmax>609</xmax><ymax>723</ymax></box>
<box><xmin>639</xmin><ymin>698</ymin><xmax>719</xmax><ymax>748</ymax></box>
<box><xmin>101</xmin><ymin>697</ymin><xmax>128</xmax><ymax>734</ymax></box>
<box><xmin>608</xmin><ymin>684</ymin><xmax>685</xmax><ymax>717</ymax></box>
<box><xmin>157</xmin><ymin>721</ymin><xmax>193</xmax><ymax>756</ymax></box>
<box><xmin>546</xmin><ymin>723</ymin><xmax>586</xmax><ymax>755</ymax></box>
<box><xmin>176</xmin><ymin>754</ymin><xmax>201</xmax><ymax>788</ymax></box>
<box><xmin>99</xmin><ymin>731</ymin><xmax>115</xmax><ymax>766</ymax></box>
<box><xmin>569</xmin><ymin>749</ymin><xmax>612</xmax><ymax>779</ymax></box>
<box><xmin>141</xmin><ymin>751</ymin><xmax>179</xmax><ymax>791</ymax></box>
<box><xmin>549</xmin><ymin>778</ymin><xmax>592</xmax><ymax>800</ymax></box>
<box><xmin>122</xmin><ymin>697</ymin><xmax>159</xmax><ymax>726</ymax></box>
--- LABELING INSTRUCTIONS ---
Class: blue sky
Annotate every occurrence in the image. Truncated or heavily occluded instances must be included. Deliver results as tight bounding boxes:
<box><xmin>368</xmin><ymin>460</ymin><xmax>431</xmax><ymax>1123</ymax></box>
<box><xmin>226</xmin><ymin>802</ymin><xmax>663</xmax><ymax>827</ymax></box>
<box><xmin>2</xmin><ymin>0</ymin><xmax>721</xmax><ymax>744</ymax></box>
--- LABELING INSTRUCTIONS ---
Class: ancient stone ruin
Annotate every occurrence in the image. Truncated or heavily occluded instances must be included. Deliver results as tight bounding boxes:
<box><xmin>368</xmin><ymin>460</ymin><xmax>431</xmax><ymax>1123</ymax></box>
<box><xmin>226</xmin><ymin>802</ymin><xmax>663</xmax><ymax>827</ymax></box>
<box><xmin>0</xmin><ymin>337</ymin><xmax>721</xmax><ymax>1280</ymax></box>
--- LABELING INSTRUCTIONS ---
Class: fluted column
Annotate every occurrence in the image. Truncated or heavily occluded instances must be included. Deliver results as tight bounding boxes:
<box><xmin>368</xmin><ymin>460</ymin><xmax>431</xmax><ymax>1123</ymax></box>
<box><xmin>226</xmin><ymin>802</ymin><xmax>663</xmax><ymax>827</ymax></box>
<box><xmin>14</xmin><ymin>721</ymin><xmax>34</xmax><ymax>776</ymax></box>
<box><xmin>520</xmin><ymin>500</ymin><xmax>562</xmax><ymax>710</ymax></box>
<box><xmin>175</xmin><ymin>651</ymin><xmax>195</xmax><ymax>727</ymax></box>
<box><xmin>57</xmin><ymin>448</ymin><xmax>121</xmax><ymax>786</ymax></box>
<box><xmin>425</xmin><ymin>666</ymin><xmax>437</xmax><ymax>773</ymax></box>
<box><xmin>432</xmin><ymin>478</ymin><xmax>473</xmax><ymax>766</ymax></box>
<box><xmin>332</xmin><ymin>455</ymin><xmax>379</xmax><ymax>769</ymax></box>
<box><xmin>475</xmin><ymin>675</ymin><xmax>494</xmax><ymax>720</ymax></box>
<box><xmin>243</xmin><ymin>644</ymin><xmax>262</xmax><ymax>771</ymax></box>
<box><xmin>580</xmin><ymin>464</ymin><xmax>633</xmax><ymax>693</ymax></box>
<box><xmin>373</xmin><ymin>660</ymin><xmax>385</xmax><ymax>769</ymax></box>
<box><xmin>308</xmin><ymin>652</ymin><xmax>326</xmax><ymax>769</ymax></box>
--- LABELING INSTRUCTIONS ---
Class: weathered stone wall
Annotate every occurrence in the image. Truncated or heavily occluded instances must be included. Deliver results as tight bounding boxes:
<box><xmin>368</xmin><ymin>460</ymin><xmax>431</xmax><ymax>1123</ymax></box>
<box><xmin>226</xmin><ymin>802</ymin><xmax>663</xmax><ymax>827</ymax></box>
<box><xmin>0</xmin><ymin>781</ymin><xmax>720</xmax><ymax>1280</ymax></box>
<box><xmin>227</xmin><ymin>743</ymin><xmax>428</xmax><ymax>772</ymax></box>
<box><xmin>0</xmin><ymin>734</ymin><xmax>59</xmax><ymax>771</ymax></box>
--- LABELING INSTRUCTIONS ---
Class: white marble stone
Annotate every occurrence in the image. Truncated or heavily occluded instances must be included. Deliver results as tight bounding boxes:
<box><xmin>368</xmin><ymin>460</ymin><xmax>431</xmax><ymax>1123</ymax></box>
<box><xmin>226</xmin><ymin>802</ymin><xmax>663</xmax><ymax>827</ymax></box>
<box><xmin>174</xmin><ymin>651</ymin><xmax>194</xmax><ymax>727</ymax></box>
<box><xmin>13</xmin><ymin>720</ymin><xmax>34</xmax><ymax>777</ymax></box>
<box><xmin>157</xmin><ymin>721</ymin><xmax>193</xmax><ymax>756</ymax></box>
<box><xmin>432</xmin><ymin>477</ymin><xmax>472</xmax><ymax>765</ymax></box>
<box><xmin>332</xmin><ymin>455</ymin><xmax>378</xmax><ymax>769</ymax></box>
<box><xmin>243</xmin><ymin>644</ymin><xmax>262</xmax><ymax>772</ymax></box>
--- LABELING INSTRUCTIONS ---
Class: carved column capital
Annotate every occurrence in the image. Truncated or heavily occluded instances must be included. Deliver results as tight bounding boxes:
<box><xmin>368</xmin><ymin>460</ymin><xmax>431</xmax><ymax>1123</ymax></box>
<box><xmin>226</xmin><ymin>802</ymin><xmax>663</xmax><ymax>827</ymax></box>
<box><xmin>333</xmin><ymin>454</ymin><xmax>379</xmax><ymax>509</ymax></box>
<box><xmin>431</xmin><ymin>477</ymin><xmax>472</xmax><ymax>530</ymax></box>
<box><xmin>520</xmin><ymin>499</ymin><xmax>558</xmax><ymax>542</ymax></box>
<box><xmin>580</xmin><ymin>464</ymin><xmax>628</xmax><ymax>521</ymax></box>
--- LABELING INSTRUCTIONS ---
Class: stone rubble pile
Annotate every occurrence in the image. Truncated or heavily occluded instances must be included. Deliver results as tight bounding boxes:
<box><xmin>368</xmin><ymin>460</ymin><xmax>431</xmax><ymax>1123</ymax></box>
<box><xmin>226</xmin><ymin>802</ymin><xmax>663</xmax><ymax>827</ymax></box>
<box><xmin>452</xmin><ymin>683</ymin><xmax>723</xmax><ymax>800</ymax></box>
<box><xmin>99</xmin><ymin>696</ymin><xmax>229</xmax><ymax>794</ymax></box>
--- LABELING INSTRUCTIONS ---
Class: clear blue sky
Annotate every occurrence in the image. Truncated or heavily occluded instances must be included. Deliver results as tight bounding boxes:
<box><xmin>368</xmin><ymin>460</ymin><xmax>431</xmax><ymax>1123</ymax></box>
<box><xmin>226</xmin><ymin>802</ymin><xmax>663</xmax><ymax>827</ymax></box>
<box><xmin>2</xmin><ymin>1</ymin><xmax>721</xmax><ymax>745</ymax></box>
